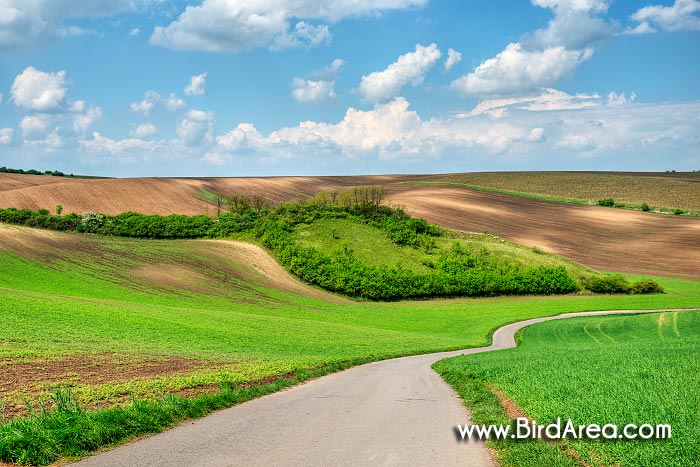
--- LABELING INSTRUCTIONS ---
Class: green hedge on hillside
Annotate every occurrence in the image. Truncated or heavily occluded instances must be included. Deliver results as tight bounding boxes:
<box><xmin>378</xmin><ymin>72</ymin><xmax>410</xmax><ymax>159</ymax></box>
<box><xmin>0</xmin><ymin>196</ymin><xmax>658</xmax><ymax>300</ymax></box>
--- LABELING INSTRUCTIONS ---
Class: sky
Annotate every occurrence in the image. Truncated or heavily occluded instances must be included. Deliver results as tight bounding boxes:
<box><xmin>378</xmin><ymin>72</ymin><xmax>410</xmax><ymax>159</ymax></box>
<box><xmin>0</xmin><ymin>0</ymin><xmax>699</xmax><ymax>177</ymax></box>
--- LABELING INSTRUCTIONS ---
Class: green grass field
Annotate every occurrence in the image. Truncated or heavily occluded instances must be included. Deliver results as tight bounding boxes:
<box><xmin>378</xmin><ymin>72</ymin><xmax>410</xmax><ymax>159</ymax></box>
<box><xmin>293</xmin><ymin>217</ymin><xmax>595</xmax><ymax>279</ymax></box>
<box><xmin>1</xmin><ymin>224</ymin><xmax>698</xmax><ymax>464</ymax></box>
<box><xmin>435</xmin><ymin>311</ymin><xmax>700</xmax><ymax>467</ymax></box>
<box><xmin>415</xmin><ymin>171</ymin><xmax>700</xmax><ymax>214</ymax></box>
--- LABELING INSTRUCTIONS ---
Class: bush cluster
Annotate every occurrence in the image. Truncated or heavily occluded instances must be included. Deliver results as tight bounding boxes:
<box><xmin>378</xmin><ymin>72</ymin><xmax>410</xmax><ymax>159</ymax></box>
<box><xmin>0</xmin><ymin>188</ymin><xmax>661</xmax><ymax>299</ymax></box>
<box><xmin>581</xmin><ymin>274</ymin><xmax>664</xmax><ymax>295</ymax></box>
<box><xmin>0</xmin><ymin>166</ymin><xmax>65</xmax><ymax>176</ymax></box>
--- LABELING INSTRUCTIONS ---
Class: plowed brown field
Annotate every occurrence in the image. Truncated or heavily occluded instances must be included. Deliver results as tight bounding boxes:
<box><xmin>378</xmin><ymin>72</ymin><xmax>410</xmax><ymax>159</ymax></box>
<box><xmin>1</xmin><ymin>172</ymin><xmax>698</xmax><ymax>279</ymax></box>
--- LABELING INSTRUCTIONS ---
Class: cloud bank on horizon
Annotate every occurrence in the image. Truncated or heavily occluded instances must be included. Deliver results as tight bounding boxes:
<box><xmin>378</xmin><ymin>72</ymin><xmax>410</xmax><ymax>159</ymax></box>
<box><xmin>0</xmin><ymin>0</ymin><xmax>698</xmax><ymax>176</ymax></box>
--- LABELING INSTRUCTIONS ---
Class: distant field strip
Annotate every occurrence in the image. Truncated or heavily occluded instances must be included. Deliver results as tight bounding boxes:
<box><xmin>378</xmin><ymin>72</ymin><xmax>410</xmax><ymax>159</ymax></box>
<box><xmin>417</xmin><ymin>172</ymin><xmax>700</xmax><ymax>211</ymax></box>
<box><xmin>435</xmin><ymin>311</ymin><xmax>700</xmax><ymax>467</ymax></box>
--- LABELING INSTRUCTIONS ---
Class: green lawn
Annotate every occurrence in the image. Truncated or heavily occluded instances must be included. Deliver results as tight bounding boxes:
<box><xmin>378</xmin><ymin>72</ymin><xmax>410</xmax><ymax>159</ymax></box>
<box><xmin>435</xmin><ymin>310</ymin><xmax>700</xmax><ymax>467</ymax></box>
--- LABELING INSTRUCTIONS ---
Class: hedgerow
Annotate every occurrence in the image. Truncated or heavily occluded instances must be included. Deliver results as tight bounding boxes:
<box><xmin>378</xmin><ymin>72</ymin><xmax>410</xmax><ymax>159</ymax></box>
<box><xmin>0</xmin><ymin>189</ymin><xmax>659</xmax><ymax>299</ymax></box>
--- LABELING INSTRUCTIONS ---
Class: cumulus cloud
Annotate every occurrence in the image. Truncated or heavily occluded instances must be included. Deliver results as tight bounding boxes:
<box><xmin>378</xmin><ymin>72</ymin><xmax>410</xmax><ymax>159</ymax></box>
<box><xmin>11</xmin><ymin>67</ymin><xmax>69</xmax><ymax>112</ymax></box>
<box><xmin>452</xmin><ymin>44</ymin><xmax>593</xmax><ymax>96</ymax></box>
<box><xmin>177</xmin><ymin>109</ymin><xmax>214</xmax><ymax>146</ymax></box>
<box><xmin>270</xmin><ymin>21</ymin><xmax>330</xmax><ymax>50</ymax></box>
<box><xmin>165</xmin><ymin>93</ymin><xmax>186</xmax><ymax>111</ymax></box>
<box><xmin>291</xmin><ymin>59</ymin><xmax>344</xmax><ymax>103</ymax></box>
<box><xmin>358</xmin><ymin>43</ymin><xmax>442</xmax><ymax>102</ymax></box>
<box><xmin>629</xmin><ymin>0</ymin><xmax>700</xmax><ymax>33</ymax></box>
<box><xmin>72</xmin><ymin>106</ymin><xmax>102</xmax><ymax>133</ymax></box>
<box><xmin>0</xmin><ymin>0</ymin><xmax>133</xmax><ymax>49</ymax></box>
<box><xmin>130</xmin><ymin>91</ymin><xmax>160</xmax><ymax>116</ymax></box>
<box><xmin>0</xmin><ymin>128</ymin><xmax>14</xmax><ymax>144</ymax></box>
<box><xmin>451</xmin><ymin>0</ymin><xmax>615</xmax><ymax>97</ymax></box>
<box><xmin>61</xmin><ymin>95</ymin><xmax>699</xmax><ymax>173</ymax></box>
<box><xmin>128</xmin><ymin>27</ymin><xmax>140</xmax><ymax>37</ymax></box>
<box><xmin>131</xmin><ymin>123</ymin><xmax>159</xmax><ymax>138</ymax></box>
<box><xmin>185</xmin><ymin>73</ymin><xmax>207</xmax><ymax>96</ymax></box>
<box><xmin>198</xmin><ymin>91</ymin><xmax>700</xmax><ymax>169</ymax></box>
<box><xmin>444</xmin><ymin>48</ymin><xmax>462</xmax><ymax>72</ymax></box>
<box><xmin>24</xmin><ymin>128</ymin><xmax>63</xmax><ymax>152</ymax></box>
<box><xmin>20</xmin><ymin>115</ymin><xmax>52</xmax><ymax>139</ymax></box>
<box><xmin>80</xmin><ymin>131</ymin><xmax>159</xmax><ymax>159</ymax></box>
<box><xmin>150</xmin><ymin>0</ymin><xmax>427</xmax><ymax>53</ymax></box>
<box><xmin>292</xmin><ymin>79</ymin><xmax>337</xmax><ymax>103</ymax></box>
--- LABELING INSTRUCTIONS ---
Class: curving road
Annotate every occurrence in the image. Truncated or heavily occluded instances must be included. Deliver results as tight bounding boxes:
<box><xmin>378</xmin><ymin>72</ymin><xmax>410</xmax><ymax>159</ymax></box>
<box><xmin>72</xmin><ymin>309</ymin><xmax>694</xmax><ymax>467</ymax></box>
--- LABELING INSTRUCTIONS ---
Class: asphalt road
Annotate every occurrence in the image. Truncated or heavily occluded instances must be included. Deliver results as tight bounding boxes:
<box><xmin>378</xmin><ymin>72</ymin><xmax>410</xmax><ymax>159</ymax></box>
<box><xmin>72</xmin><ymin>309</ymin><xmax>691</xmax><ymax>467</ymax></box>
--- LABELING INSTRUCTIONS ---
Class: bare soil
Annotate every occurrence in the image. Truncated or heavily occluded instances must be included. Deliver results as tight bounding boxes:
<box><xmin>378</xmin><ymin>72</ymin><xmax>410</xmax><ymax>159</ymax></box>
<box><xmin>0</xmin><ymin>354</ymin><xmax>217</xmax><ymax>417</ymax></box>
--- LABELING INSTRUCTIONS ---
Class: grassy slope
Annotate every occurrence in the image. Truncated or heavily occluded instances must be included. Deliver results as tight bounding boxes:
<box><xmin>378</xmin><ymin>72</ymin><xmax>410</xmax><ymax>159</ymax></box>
<box><xmin>435</xmin><ymin>311</ymin><xmax>700</xmax><ymax>467</ymax></box>
<box><xmin>414</xmin><ymin>172</ymin><xmax>700</xmax><ymax>214</ymax></box>
<box><xmin>1</xmin><ymin>224</ymin><xmax>699</xmax><ymax>463</ymax></box>
<box><xmin>292</xmin><ymin>217</ymin><xmax>595</xmax><ymax>280</ymax></box>
<box><xmin>1</xmin><ymin>225</ymin><xmax>698</xmax><ymax>408</ymax></box>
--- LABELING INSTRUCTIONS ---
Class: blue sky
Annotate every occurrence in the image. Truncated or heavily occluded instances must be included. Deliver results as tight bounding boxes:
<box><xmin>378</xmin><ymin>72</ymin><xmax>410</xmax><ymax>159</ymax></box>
<box><xmin>0</xmin><ymin>0</ymin><xmax>698</xmax><ymax>177</ymax></box>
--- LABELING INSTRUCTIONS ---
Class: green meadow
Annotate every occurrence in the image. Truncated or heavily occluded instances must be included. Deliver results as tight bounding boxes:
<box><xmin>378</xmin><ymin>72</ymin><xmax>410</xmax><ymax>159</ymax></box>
<box><xmin>435</xmin><ymin>310</ymin><xmax>700</xmax><ymax>467</ymax></box>
<box><xmin>0</xmin><ymin>224</ymin><xmax>698</xmax><ymax>464</ymax></box>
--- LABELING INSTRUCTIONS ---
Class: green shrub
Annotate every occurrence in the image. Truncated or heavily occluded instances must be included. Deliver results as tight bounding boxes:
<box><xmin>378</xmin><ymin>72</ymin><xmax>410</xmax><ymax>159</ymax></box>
<box><xmin>641</xmin><ymin>203</ymin><xmax>650</xmax><ymax>212</ymax></box>
<box><xmin>596</xmin><ymin>198</ymin><xmax>614</xmax><ymax>207</ymax></box>
<box><xmin>581</xmin><ymin>274</ymin><xmax>630</xmax><ymax>294</ymax></box>
<box><xmin>672</xmin><ymin>208</ymin><xmax>685</xmax><ymax>215</ymax></box>
<box><xmin>630</xmin><ymin>279</ymin><xmax>664</xmax><ymax>294</ymax></box>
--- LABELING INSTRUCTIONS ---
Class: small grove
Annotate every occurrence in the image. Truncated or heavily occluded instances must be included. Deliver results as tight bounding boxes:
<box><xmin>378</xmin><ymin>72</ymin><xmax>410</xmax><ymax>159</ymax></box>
<box><xmin>0</xmin><ymin>187</ymin><xmax>662</xmax><ymax>300</ymax></box>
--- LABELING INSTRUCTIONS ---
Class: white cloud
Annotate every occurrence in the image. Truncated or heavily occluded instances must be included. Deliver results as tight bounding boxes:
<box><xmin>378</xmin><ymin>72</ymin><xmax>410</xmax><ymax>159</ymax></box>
<box><xmin>11</xmin><ymin>67</ymin><xmax>68</xmax><ymax>112</ymax></box>
<box><xmin>291</xmin><ymin>58</ymin><xmax>344</xmax><ymax>103</ymax></box>
<box><xmin>177</xmin><ymin>109</ymin><xmax>214</xmax><ymax>146</ymax></box>
<box><xmin>0</xmin><ymin>128</ymin><xmax>14</xmax><ymax>144</ymax></box>
<box><xmin>184</xmin><ymin>73</ymin><xmax>207</xmax><ymax>96</ymax></box>
<box><xmin>314</xmin><ymin>58</ymin><xmax>345</xmax><ymax>79</ymax></box>
<box><xmin>131</xmin><ymin>123</ymin><xmax>159</xmax><ymax>138</ymax></box>
<box><xmin>451</xmin><ymin>43</ymin><xmax>592</xmax><ymax>96</ymax></box>
<box><xmin>128</xmin><ymin>27</ymin><xmax>140</xmax><ymax>37</ymax></box>
<box><xmin>292</xmin><ymin>78</ymin><xmax>337</xmax><ymax>103</ymax></box>
<box><xmin>24</xmin><ymin>128</ymin><xmax>63</xmax><ymax>152</ymax></box>
<box><xmin>150</xmin><ymin>0</ymin><xmax>427</xmax><ymax>53</ymax></box>
<box><xmin>73</xmin><ymin>106</ymin><xmax>103</xmax><ymax>133</ymax></box>
<box><xmin>464</xmin><ymin>88</ymin><xmax>601</xmax><ymax>117</ymax></box>
<box><xmin>215</xmin><ymin>123</ymin><xmax>264</xmax><ymax>151</ymax></box>
<box><xmin>358</xmin><ymin>43</ymin><xmax>442</xmax><ymax>102</ymax></box>
<box><xmin>271</xmin><ymin>21</ymin><xmax>330</xmax><ymax>50</ymax></box>
<box><xmin>20</xmin><ymin>115</ymin><xmax>52</xmax><ymax>139</ymax></box>
<box><xmin>451</xmin><ymin>0</ymin><xmax>616</xmax><ymax>97</ymax></box>
<box><xmin>0</xmin><ymin>0</ymin><xmax>133</xmax><ymax>49</ymax></box>
<box><xmin>630</xmin><ymin>0</ymin><xmax>700</xmax><ymax>32</ymax></box>
<box><xmin>165</xmin><ymin>93</ymin><xmax>186</xmax><ymax>111</ymax></box>
<box><xmin>607</xmin><ymin>91</ymin><xmax>636</xmax><ymax>106</ymax></box>
<box><xmin>57</xmin><ymin>25</ymin><xmax>95</xmax><ymax>37</ymax></box>
<box><xmin>130</xmin><ymin>91</ymin><xmax>160</xmax><ymax>116</ymax></box>
<box><xmin>80</xmin><ymin>131</ymin><xmax>159</xmax><ymax>159</ymax></box>
<box><xmin>444</xmin><ymin>48</ymin><xmax>462</xmax><ymax>72</ymax></box>
<box><xmin>201</xmin><ymin>92</ymin><xmax>700</xmax><ymax>167</ymax></box>
<box><xmin>624</xmin><ymin>21</ymin><xmax>657</xmax><ymax>35</ymax></box>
